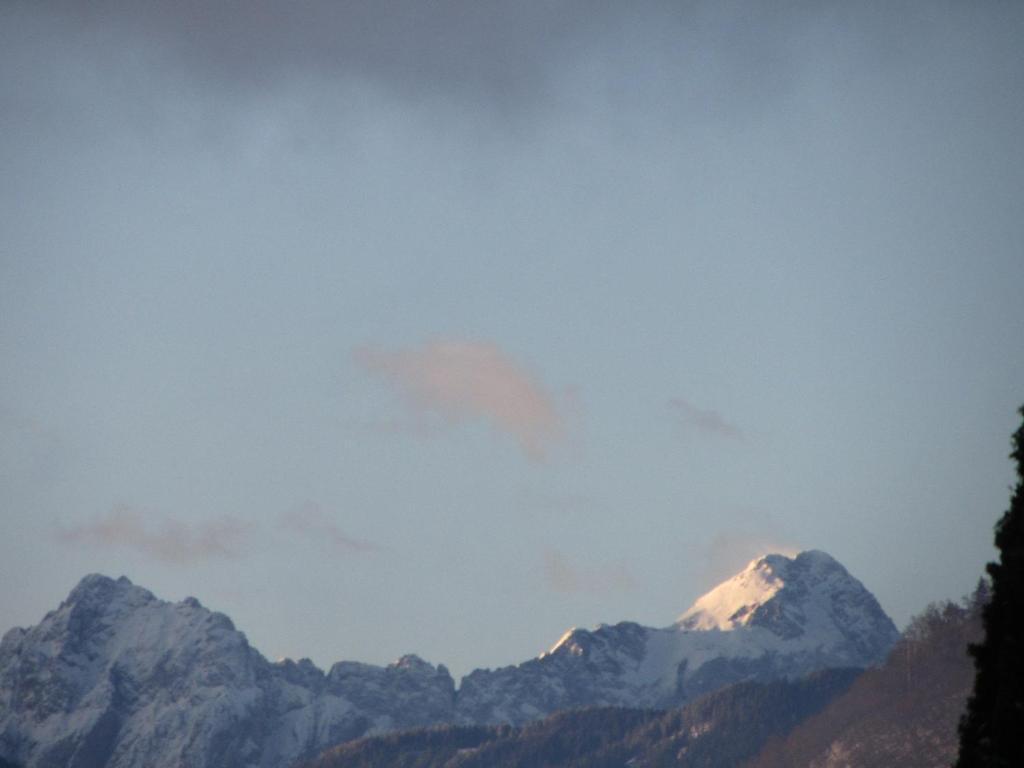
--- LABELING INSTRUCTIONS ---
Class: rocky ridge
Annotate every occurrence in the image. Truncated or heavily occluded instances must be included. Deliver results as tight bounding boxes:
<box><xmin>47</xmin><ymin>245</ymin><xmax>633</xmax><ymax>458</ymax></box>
<box><xmin>0</xmin><ymin>550</ymin><xmax>898</xmax><ymax>767</ymax></box>
<box><xmin>0</xmin><ymin>577</ymin><xmax>452</xmax><ymax>768</ymax></box>
<box><xmin>455</xmin><ymin>550</ymin><xmax>898</xmax><ymax>724</ymax></box>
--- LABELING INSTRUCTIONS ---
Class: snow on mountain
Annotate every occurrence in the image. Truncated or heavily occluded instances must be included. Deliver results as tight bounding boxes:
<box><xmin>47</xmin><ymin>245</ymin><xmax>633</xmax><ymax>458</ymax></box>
<box><xmin>677</xmin><ymin>554</ymin><xmax>791</xmax><ymax>631</ymax></box>
<box><xmin>677</xmin><ymin>549</ymin><xmax>896</xmax><ymax>656</ymax></box>
<box><xmin>0</xmin><ymin>550</ymin><xmax>899</xmax><ymax>766</ymax></box>
<box><xmin>455</xmin><ymin>551</ymin><xmax>898</xmax><ymax>725</ymax></box>
<box><xmin>0</xmin><ymin>575</ymin><xmax>454</xmax><ymax>768</ymax></box>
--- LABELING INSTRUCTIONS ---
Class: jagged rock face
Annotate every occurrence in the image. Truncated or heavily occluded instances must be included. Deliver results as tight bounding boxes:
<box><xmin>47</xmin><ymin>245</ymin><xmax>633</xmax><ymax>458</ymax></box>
<box><xmin>0</xmin><ymin>550</ymin><xmax>899</xmax><ymax>765</ymax></box>
<box><xmin>0</xmin><ymin>576</ymin><xmax>454</xmax><ymax>768</ymax></box>
<box><xmin>455</xmin><ymin>551</ymin><xmax>899</xmax><ymax>725</ymax></box>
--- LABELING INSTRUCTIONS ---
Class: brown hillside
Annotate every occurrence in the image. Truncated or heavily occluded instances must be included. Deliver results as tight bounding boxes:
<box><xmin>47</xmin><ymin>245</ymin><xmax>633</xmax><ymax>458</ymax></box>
<box><xmin>746</xmin><ymin>598</ymin><xmax>982</xmax><ymax>768</ymax></box>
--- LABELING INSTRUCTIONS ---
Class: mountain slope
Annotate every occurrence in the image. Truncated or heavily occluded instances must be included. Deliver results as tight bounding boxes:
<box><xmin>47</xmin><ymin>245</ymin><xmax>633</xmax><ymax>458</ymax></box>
<box><xmin>303</xmin><ymin>668</ymin><xmax>862</xmax><ymax>768</ymax></box>
<box><xmin>305</xmin><ymin>593</ymin><xmax>982</xmax><ymax>768</ymax></box>
<box><xmin>0</xmin><ymin>576</ymin><xmax>454</xmax><ymax>768</ymax></box>
<box><xmin>456</xmin><ymin>551</ymin><xmax>898</xmax><ymax>724</ymax></box>
<box><xmin>0</xmin><ymin>550</ymin><xmax>898</xmax><ymax>767</ymax></box>
<box><xmin>745</xmin><ymin>595</ymin><xmax>983</xmax><ymax>768</ymax></box>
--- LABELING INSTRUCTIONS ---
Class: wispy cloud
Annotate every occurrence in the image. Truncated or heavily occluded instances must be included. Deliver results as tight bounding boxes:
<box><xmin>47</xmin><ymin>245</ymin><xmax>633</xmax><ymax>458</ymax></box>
<box><xmin>701</xmin><ymin>530</ymin><xmax>801</xmax><ymax>589</ymax></box>
<box><xmin>542</xmin><ymin>550</ymin><xmax>637</xmax><ymax>596</ymax></box>
<box><xmin>56</xmin><ymin>506</ymin><xmax>252</xmax><ymax>564</ymax></box>
<box><xmin>354</xmin><ymin>340</ymin><xmax>564</xmax><ymax>461</ymax></box>
<box><xmin>279</xmin><ymin>502</ymin><xmax>379</xmax><ymax>554</ymax></box>
<box><xmin>669</xmin><ymin>398</ymin><xmax>742</xmax><ymax>440</ymax></box>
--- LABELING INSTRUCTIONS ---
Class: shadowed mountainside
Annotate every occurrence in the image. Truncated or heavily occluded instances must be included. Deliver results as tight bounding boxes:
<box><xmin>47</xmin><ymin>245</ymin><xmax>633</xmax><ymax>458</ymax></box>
<box><xmin>302</xmin><ymin>669</ymin><xmax>861</xmax><ymax>768</ymax></box>
<box><xmin>302</xmin><ymin>591</ymin><xmax>983</xmax><ymax>768</ymax></box>
<box><xmin>745</xmin><ymin>591</ymin><xmax>983</xmax><ymax>768</ymax></box>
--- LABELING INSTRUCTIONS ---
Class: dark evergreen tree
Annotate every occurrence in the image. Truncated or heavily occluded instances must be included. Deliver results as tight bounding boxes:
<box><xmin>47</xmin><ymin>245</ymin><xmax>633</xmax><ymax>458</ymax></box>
<box><xmin>957</xmin><ymin>405</ymin><xmax>1024</xmax><ymax>766</ymax></box>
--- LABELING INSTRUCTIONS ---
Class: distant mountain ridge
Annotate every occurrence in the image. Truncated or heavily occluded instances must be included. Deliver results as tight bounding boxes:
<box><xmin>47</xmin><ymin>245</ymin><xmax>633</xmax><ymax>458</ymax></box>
<box><xmin>302</xmin><ymin>593</ymin><xmax>981</xmax><ymax>768</ymax></box>
<box><xmin>457</xmin><ymin>550</ymin><xmax>898</xmax><ymax>724</ymax></box>
<box><xmin>302</xmin><ymin>668</ymin><xmax>864</xmax><ymax>768</ymax></box>
<box><xmin>300</xmin><ymin>586</ymin><xmax>984</xmax><ymax>768</ymax></box>
<box><xmin>0</xmin><ymin>550</ymin><xmax>899</xmax><ymax>768</ymax></box>
<box><xmin>0</xmin><ymin>576</ymin><xmax>454</xmax><ymax>768</ymax></box>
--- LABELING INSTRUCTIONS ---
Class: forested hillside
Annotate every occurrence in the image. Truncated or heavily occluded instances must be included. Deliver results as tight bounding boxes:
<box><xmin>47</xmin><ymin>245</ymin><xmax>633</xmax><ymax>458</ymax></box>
<box><xmin>746</xmin><ymin>590</ymin><xmax>984</xmax><ymax>768</ymax></box>
<box><xmin>304</xmin><ymin>589</ymin><xmax>984</xmax><ymax>768</ymax></box>
<box><xmin>302</xmin><ymin>669</ymin><xmax>860</xmax><ymax>768</ymax></box>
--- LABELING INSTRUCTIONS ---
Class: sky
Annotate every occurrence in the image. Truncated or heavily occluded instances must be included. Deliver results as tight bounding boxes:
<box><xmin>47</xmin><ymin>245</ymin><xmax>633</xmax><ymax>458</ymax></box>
<box><xmin>1</xmin><ymin>0</ymin><xmax>1023</xmax><ymax>681</ymax></box>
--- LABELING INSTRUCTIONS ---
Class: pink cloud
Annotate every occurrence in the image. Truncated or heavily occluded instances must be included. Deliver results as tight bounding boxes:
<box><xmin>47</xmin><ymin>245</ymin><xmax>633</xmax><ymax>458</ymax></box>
<box><xmin>353</xmin><ymin>340</ymin><xmax>564</xmax><ymax>460</ymax></box>
<box><xmin>279</xmin><ymin>502</ymin><xmax>379</xmax><ymax>554</ymax></box>
<box><xmin>669</xmin><ymin>398</ymin><xmax>743</xmax><ymax>439</ymax></box>
<box><xmin>56</xmin><ymin>506</ymin><xmax>252</xmax><ymax>564</ymax></box>
<box><xmin>542</xmin><ymin>550</ymin><xmax>637</xmax><ymax>595</ymax></box>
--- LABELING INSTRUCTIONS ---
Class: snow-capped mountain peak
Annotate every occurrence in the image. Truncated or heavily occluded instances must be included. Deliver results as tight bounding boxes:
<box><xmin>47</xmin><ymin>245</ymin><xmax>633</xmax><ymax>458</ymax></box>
<box><xmin>455</xmin><ymin>550</ymin><xmax>899</xmax><ymax>726</ymax></box>
<box><xmin>676</xmin><ymin>549</ymin><xmax>894</xmax><ymax>650</ymax></box>
<box><xmin>676</xmin><ymin>554</ymin><xmax>790</xmax><ymax>631</ymax></box>
<box><xmin>545</xmin><ymin>627</ymin><xmax>580</xmax><ymax>656</ymax></box>
<box><xmin>0</xmin><ymin>574</ymin><xmax>455</xmax><ymax>768</ymax></box>
<box><xmin>0</xmin><ymin>551</ymin><xmax>899</xmax><ymax>766</ymax></box>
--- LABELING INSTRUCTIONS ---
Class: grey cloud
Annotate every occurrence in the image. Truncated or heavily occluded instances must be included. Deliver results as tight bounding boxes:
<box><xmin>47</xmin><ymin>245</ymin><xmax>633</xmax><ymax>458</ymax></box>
<box><xmin>56</xmin><ymin>506</ymin><xmax>253</xmax><ymax>564</ymax></box>
<box><xmin>3</xmin><ymin>1</ymin><xmax>625</xmax><ymax>108</ymax></box>
<box><xmin>543</xmin><ymin>550</ymin><xmax>636</xmax><ymax>596</ymax></box>
<box><xmin>280</xmin><ymin>502</ymin><xmax>379</xmax><ymax>554</ymax></box>
<box><xmin>669</xmin><ymin>398</ymin><xmax>742</xmax><ymax>440</ymax></box>
<box><xmin>8</xmin><ymin>1</ymin><xmax>1001</xmax><ymax>117</ymax></box>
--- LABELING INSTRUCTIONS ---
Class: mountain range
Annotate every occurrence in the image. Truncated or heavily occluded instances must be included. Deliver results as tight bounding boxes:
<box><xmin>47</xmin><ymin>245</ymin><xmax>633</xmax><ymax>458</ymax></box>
<box><xmin>305</xmin><ymin>590</ymin><xmax>982</xmax><ymax>768</ymax></box>
<box><xmin>0</xmin><ymin>550</ymin><xmax>899</xmax><ymax>768</ymax></box>
<box><xmin>303</xmin><ymin>668</ymin><xmax>865</xmax><ymax>768</ymax></box>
